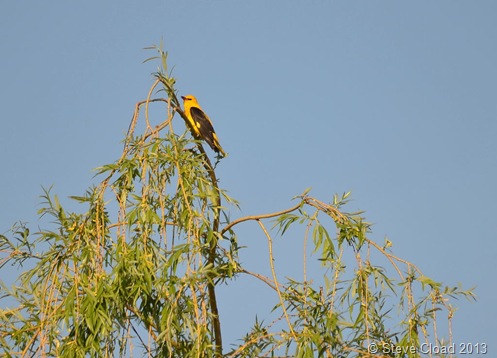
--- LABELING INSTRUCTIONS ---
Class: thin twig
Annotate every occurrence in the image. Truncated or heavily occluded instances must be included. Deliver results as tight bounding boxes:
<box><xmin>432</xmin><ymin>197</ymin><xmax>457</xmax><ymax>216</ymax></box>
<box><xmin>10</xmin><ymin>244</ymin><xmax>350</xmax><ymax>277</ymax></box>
<box><xmin>257</xmin><ymin>220</ymin><xmax>297</xmax><ymax>339</ymax></box>
<box><xmin>221</xmin><ymin>201</ymin><xmax>303</xmax><ymax>235</ymax></box>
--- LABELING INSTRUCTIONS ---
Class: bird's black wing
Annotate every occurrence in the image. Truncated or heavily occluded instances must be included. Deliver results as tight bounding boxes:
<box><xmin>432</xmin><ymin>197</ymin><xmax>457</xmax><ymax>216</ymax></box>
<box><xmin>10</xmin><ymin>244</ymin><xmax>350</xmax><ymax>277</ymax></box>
<box><xmin>190</xmin><ymin>106</ymin><xmax>218</xmax><ymax>152</ymax></box>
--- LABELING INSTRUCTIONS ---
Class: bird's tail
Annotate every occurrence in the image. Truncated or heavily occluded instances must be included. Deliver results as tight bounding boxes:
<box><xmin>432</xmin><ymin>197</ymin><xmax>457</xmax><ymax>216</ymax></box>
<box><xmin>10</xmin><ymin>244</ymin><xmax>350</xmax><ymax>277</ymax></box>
<box><xmin>212</xmin><ymin>134</ymin><xmax>227</xmax><ymax>157</ymax></box>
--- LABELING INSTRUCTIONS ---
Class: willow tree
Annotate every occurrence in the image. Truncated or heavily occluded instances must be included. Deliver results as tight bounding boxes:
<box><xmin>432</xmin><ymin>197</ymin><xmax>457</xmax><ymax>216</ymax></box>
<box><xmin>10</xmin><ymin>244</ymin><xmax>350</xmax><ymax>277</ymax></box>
<box><xmin>0</xmin><ymin>46</ymin><xmax>474</xmax><ymax>358</ymax></box>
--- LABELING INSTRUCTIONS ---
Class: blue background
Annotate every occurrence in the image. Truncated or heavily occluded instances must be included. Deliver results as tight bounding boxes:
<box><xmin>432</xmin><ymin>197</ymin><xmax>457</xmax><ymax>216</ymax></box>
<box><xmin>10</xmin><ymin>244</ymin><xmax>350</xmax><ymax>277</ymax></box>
<box><xmin>1</xmin><ymin>1</ymin><xmax>495</xmax><ymax>353</ymax></box>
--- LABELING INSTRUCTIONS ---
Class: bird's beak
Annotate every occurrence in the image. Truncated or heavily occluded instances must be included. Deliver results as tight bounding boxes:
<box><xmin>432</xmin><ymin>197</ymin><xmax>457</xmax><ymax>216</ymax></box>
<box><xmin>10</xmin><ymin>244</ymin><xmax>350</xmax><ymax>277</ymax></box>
<box><xmin>181</xmin><ymin>96</ymin><xmax>186</xmax><ymax>101</ymax></box>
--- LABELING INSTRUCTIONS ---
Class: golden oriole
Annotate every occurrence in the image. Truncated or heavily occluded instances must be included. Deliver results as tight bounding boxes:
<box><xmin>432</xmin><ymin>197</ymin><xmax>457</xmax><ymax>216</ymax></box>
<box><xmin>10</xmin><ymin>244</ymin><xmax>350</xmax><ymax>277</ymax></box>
<box><xmin>181</xmin><ymin>95</ymin><xmax>226</xmax><ymax>157</ymax></box>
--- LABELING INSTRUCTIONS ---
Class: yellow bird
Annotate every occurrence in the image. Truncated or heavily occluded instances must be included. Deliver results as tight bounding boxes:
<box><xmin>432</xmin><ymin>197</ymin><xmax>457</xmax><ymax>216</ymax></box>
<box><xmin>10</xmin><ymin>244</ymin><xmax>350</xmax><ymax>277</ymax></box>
<box><xmin>181</xmin><ymin>95</ymin><xmax>226</xmax><ymax>157</ymax></box>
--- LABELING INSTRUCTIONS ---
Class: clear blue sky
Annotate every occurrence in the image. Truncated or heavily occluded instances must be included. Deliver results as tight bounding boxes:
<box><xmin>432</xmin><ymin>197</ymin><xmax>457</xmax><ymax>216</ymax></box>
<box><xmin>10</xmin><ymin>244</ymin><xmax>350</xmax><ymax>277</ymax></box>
<box><xmin>1</xmin><ymin>0</ymin><xmax>496</xmax><ymax>352</ymax></box>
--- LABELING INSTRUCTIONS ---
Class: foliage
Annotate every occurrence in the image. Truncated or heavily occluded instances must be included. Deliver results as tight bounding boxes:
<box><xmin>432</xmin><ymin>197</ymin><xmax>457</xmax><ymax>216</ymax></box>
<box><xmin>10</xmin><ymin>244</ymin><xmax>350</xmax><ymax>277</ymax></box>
<box><xmin>0</xmin><ymin>45</ymin><xmax>474</xmax><ymax>358</ymax></box>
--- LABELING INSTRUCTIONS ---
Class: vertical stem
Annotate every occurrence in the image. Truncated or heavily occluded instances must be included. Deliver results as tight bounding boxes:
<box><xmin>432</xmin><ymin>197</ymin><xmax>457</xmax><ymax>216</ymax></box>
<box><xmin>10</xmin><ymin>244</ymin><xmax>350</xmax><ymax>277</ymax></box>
<box><xmin>199</xmin><ymin>146</ymin><xmax>223</xmax><ymax>357</ymax></box>
<box><xmin>167</xmin><ymin>83</ymin><xmax>224</xmax><ymax>355</ymax></box>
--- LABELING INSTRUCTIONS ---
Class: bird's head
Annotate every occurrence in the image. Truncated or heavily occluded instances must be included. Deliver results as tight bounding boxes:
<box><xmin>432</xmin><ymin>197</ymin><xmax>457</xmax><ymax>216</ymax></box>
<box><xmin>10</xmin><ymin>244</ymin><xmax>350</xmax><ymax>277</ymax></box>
<box><xmin>181</xmin><ymin>95</ymin><xmax>199</xmax><ymax>105</ymax></box>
